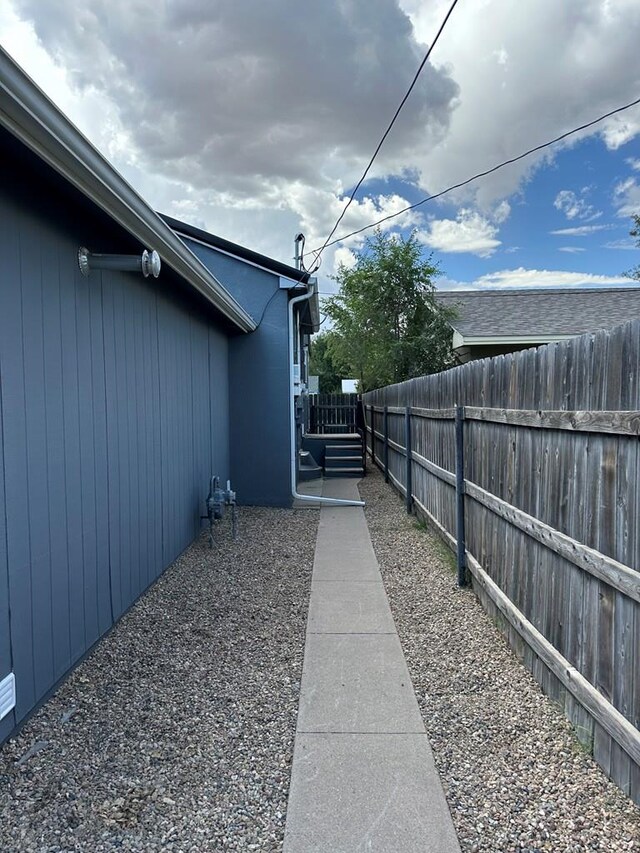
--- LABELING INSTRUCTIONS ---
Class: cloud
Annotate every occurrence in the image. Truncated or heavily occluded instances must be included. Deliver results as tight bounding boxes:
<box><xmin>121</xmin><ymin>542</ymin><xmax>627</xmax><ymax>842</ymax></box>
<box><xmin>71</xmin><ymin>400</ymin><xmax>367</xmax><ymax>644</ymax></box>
<box><xmin>613</xmin><ymin>178</ymin><xmax>640</xmax><ymax>218</ymax></box>
<box><xmin>627</xmin><ymin>158</ymin><xmax>640</xmax><ymax>171</ymax></box>
<box><xmin>400</xmin><ymin>0</ymin><xmax>640</xmax><ymax>205</ymax></box>
<box><xmin>550</xmin><ymin>224</ymin><xmax>613</xmax><ymax>236</ymax></box>
<box><xmin>466</xmin><ymin>267</ymin><xmax>630</xmax><ymax>289</ymax></box>
<box><xmin>603</xmin><ymin>238</ymin><xmax>638</xmax><ymax>250</ymax></box>
<box><xmin>332</xmin><ymin>247</ymin><xmax>358</xmax><ymax>270</ymax></box>
<box><xmin>492</xmin><ymin>200</ymin><xmax>511</xmax><ymax>224</ymax></box>
<box><xmin>417</xmin><ymin>209</ymin><xmax>501</xmax><ymax>256</ymax></box>
<box><xmin>8</xmin><ymin>0</ymin><xmax>457</xmax><ymax>202</ymax></box>
<box><xmin>558</xmin><ymin>246</ymin><xmax>586</xmax><ymax>253</ymax></box>
<box><xmin>553</xmin><ymin>189</ymin><xmax>601</xmax><ymax>221</ymax></box>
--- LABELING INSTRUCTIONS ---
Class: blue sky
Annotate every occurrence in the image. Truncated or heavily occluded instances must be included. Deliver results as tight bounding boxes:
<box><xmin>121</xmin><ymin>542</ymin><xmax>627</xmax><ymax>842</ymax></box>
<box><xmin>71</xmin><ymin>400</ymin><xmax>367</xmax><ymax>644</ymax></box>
<box><xmin>414</xmin><ymin>135</ymin><xmax>640</xmax><ymax>288</ymax></box>
<box><xmin>1</xmin><ymin>0</ymin><xmax>639</xmax><ymax>294</ymax></box>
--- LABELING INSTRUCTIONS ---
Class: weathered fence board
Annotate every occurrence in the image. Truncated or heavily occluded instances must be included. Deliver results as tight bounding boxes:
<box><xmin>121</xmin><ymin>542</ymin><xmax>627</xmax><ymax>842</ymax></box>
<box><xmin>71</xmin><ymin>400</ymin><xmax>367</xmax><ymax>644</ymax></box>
<box><xmin>307</xmin><ymin>393</ymin><xmax>359</xmax><ymax>433</ymax></box>
<box><xmin>362</xmin><ymin>321</ymin><xmax>640</xmax><ymax>805</ymax></box>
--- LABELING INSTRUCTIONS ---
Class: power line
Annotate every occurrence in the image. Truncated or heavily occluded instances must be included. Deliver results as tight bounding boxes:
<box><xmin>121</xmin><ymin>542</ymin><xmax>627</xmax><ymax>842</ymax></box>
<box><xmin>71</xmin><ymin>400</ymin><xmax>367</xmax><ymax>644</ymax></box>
<box><xmin>311</xmin><ymin>95</ymin><xmax>640</xmax><ymax>252</ymax></box>
<box><xmin>312</xmin><ymin>0</ymin><xmax>461</xmax><ymax>266</ymax></box>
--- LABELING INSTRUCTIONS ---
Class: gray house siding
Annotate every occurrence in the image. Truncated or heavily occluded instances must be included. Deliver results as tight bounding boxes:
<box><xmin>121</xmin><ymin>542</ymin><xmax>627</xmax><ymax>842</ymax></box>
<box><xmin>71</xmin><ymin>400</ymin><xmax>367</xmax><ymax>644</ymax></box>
<box><xmin>0</xmin><ymin>394</ymin><xmax>14</xmax><ymax>743</ymax></box>
<box><xmin>183</xmin><ymin>240</ymin><xmax>292</xmax><ymax>507</ymax></box>
<box><xmin>0</xmin><ymin>169</ymin><xmax>231</xmax><ymax>736</ymax></box>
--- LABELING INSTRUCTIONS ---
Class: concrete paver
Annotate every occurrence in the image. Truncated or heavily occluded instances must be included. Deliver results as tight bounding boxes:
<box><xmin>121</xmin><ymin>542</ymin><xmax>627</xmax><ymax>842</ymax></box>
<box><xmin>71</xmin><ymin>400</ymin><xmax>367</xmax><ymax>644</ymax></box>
<box><xmin>284</xmin><ymin>733</ymin><xmax>461</xmax><ymax>853</ymax></box>
<box><xmin>283</xmin><ymin>476</ymin><xmax>461</xmax><ymax>853</ymax></box>
<box><xmin>307</xmin><ymin>580</ymin><xmax>396</xmax><ymax>634</ymax></box>
<box><xmin>297</xmin><ymin>633</ymin><xmax>424</xmax><ymax>734</ymax></box>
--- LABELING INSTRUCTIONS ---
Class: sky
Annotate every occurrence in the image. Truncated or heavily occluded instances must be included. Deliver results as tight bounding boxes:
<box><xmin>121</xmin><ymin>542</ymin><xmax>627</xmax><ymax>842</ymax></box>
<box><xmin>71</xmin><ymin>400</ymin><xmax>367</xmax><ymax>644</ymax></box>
<box><xmin>1</xmin><ymin>0</ymin><xmax>639</xmax><ymax>298</ymax></box>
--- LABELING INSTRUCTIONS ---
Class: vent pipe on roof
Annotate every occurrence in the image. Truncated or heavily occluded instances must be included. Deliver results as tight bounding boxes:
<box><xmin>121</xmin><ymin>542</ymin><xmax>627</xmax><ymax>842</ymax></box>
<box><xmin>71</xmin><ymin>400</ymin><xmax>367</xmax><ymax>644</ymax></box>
<box><xmin>78</xmin><ymin>247</ymin><xmax>161</xmax><ymax>278</ymax></box>
<box><xmin>294</xmin><ymin>233</ymin><xmax>305</xmax><ymax>271</ymax></box>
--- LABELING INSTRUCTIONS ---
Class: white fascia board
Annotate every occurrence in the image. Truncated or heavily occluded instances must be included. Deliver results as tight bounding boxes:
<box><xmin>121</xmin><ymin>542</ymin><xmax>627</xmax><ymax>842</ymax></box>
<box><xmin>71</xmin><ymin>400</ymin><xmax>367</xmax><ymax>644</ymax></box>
<box><xmin>0</xmin><ymin>48</ymin><xmax>255</xmax><ymax>333</ymax></box>
<box><xmin>455</xmin><ymin>333</ymin><xmax>576</xmax><ymax>347</ymax></box>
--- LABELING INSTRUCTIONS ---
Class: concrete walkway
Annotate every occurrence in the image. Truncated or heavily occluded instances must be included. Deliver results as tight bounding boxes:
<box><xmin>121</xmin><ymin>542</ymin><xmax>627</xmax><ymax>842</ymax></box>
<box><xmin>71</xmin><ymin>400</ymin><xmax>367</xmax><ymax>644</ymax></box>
<box><xmin>283</xmin><ymin>479</ymin><xmax>461</xmax><ymax>853</ymax></box>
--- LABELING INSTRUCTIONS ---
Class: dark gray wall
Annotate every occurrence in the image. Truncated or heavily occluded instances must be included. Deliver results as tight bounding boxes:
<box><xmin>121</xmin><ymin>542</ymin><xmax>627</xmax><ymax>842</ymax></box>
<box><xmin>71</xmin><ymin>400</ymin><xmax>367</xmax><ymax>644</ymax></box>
<box><xmin>0</xmin><ymin>388</ymin><xmax>14</xmax><ymax>743</ymax></box>
<box><xmin>0</xmin><ymin>150</ymin><xmax>231</xmax><ymax>739</ymax></box>
<box><xmin>184</xmin><ymin>241</ymin><xmax>292</xmax><ymax>507</ymax></box>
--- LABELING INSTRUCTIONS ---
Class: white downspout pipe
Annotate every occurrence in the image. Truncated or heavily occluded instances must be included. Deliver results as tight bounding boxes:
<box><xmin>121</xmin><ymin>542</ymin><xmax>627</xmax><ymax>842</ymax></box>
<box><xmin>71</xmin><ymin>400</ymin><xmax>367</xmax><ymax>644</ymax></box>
<box><xmin>288</xmin><ymin>285</ymin><xmax>364</xmax><ymax>507</ymax></box>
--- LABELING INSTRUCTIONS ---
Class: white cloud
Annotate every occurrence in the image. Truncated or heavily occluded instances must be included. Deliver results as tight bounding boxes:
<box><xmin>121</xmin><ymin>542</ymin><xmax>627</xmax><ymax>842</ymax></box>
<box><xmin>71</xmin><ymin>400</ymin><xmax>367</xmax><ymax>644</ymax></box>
<box><xmin>627</xmin><ymin>158</ymin><xmax>640</xmax><ymax>171</ymax></box>
<box><xmin>613</xmin><ymin>178</ymin><xmax>640</xmax><ymax>218</ymax></box>
<box><xmin>558</xmin><ymin>246</ymin><xmax>586</xmax><ymax>253</ymax></box>
<box><xmin>465</xmin><ymin>267</ymin><xmax>630</xmax><ymax>289</ymax></box>
<box><xmin>550</xmin><ymin>224</ymin><xmax>613</xmax><ymax>236</ymax></box>
<box><xmin>4</xmin><ymin>0</ymin><xmax>457</xmax><ymax>204</ymax></box>
<box><xmin>332</xmin><ymin>247</ymin><xmax>358</xmax><ymax>270</ymax></box>
<box><xmin>603</xmin><ymin>238</ymin><xmax>637</xmax><ymax>250</ymax></box>
<box><xmin>417</xmin><ymin>209</ymin><xmax>501</xmax><ymax>256</ymax></box>
<box><xmin>401</xmin><ymin>0</ymin><xmax>640</xmax><ymax>205</ymax></box>
<box><xmin>492</xmin><ymin>200</ymin><xmax>511</xmax><ymax>224</ymax></box>
<box><xmin>553</xmin><ymin>189</ymin><xmax>601</xmax><ymax>221</ymax></box>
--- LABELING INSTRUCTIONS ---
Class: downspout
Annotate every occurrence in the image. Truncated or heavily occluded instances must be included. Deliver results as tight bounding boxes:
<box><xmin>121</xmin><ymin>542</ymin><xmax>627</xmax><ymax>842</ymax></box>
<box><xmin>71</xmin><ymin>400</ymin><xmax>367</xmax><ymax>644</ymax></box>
<box><xmin>288</xmin><ymin>284</ymin><xmax>364</xmax><ymax>507</ymax></box>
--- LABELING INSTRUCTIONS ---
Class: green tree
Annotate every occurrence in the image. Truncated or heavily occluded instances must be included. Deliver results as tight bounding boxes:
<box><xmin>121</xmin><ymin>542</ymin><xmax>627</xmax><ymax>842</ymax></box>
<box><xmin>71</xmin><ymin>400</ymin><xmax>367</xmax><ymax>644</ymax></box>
<box><xmin>322</xmin><ymin>230</ymin><xmax>456</xmax><ymax>391</ymax></box>
<box><xmin>308</xmin><ymin>330</ymin><xmax>347</xmax><ymax>393</ymax></box>
<box><xmin>623</xmin><ymin>214</ymin><xmax>640</xmax><ymax>281</ymax></box>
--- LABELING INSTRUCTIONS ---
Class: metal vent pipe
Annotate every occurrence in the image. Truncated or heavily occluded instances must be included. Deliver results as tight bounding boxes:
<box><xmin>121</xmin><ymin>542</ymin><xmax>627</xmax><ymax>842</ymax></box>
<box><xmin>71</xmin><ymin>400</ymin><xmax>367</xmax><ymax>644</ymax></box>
<box><xmin>78</xmin><ymin>247</ymin><xmax>161</xmax><ymax>278</ymax></box>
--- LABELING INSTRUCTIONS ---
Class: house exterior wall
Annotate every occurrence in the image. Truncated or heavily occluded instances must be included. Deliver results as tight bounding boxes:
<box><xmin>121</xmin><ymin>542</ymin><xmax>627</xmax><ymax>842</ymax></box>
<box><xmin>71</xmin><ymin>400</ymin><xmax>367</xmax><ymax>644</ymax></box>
<box><xmin>182</xmin><ymin>240</ymin><xmax>293</xmax><ymax>507</ymax></box>
<box><xmin>0</xmin><ymin>165</ymin><xmax>231</xmax><ymax>741</ymax></box>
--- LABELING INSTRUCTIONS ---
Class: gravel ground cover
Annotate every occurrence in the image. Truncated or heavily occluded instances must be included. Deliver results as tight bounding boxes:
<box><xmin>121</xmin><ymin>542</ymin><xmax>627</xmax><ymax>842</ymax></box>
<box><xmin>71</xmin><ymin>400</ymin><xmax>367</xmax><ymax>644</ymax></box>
<box><xmin>0</xmin><ymin>505</ymin><xmax>318</xmax><ymax>853</ymax></box>
<box><xmin>360</xmin><ymin>467</ymin><xmax>640</xmax><ymax>853</ymax></box>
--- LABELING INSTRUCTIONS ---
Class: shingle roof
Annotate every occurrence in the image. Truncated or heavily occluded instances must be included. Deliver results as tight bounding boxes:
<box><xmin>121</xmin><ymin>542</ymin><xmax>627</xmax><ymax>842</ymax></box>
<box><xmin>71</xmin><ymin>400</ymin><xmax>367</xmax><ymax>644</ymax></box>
<box><xmin>436</xmin><ymin>287</ymin><xmax>640</xmax><ymax>338</ymax></box>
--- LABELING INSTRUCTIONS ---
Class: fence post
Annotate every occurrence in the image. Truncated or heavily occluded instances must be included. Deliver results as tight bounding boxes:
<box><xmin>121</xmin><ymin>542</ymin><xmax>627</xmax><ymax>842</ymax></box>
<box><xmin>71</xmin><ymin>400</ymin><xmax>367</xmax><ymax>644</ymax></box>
<box><xmin>405</xmin><ymin>405</ymin><xmax>412</xmax><ymax>513</ymax></box>
<box><xmin>310</xmin><ymin>395</ymin><xmax>316</xmax><ymax>434</ymax></box>
<box><xmin>383</xmin><ymin>405</ymin><xmax>389</xmax><ymax>483</ymax></box>
<box><xmin>455</xmin><ymin>405</ymin><xmax>467</xmax><ymax>587</ymax></box>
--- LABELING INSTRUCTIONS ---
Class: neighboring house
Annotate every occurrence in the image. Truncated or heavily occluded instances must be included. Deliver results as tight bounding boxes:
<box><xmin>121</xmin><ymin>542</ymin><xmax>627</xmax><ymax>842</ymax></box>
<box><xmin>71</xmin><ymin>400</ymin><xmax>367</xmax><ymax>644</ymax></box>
<box><xmin>437</xmin><ymin>287</ymin><xmax>640</xmax><ymax>363</ymax></box>
<box><xmin>0</xmin><ymin>48</ymin><xmax>317</xmax><ymax>743</ymax></box>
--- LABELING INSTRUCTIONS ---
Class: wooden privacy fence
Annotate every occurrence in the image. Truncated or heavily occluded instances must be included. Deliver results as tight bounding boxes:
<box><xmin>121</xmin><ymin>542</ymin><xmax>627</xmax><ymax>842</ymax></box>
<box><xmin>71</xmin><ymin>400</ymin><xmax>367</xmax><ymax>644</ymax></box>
<box><xmin>363</xmin><ymin>320</ymin><xmax>640</xmax><ymax>805</ymax></box>
<box><xmin>307</xmin><ymin>392</ymin><xmax>359</xmax><ymax>433</ymax></box>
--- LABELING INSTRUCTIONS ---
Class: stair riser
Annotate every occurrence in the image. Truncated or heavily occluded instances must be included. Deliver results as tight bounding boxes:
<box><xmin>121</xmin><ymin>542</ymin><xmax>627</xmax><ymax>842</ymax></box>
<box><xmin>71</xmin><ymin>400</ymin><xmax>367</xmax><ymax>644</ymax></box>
<box><xmin>325</xmin><ymin>447</ymin><xmax>363</xmax><ymax>458</ymax></box>
<box><xmin>325</xmin><ymin>457</ymin><xmax>362</xmax><ymax>469</ymax></box>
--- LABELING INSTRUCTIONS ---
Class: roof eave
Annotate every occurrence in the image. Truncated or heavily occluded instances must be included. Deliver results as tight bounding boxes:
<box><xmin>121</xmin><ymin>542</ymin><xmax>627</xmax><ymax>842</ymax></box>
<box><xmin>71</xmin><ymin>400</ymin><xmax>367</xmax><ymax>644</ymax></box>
<box><xmin>0</xmin><ymin>47</ymin><xmax>255</xmax><ymax>333</ymax></box>
<box><xmin>453</xmin><ymin>333</ymin><xmax>577</xmax><ymax>347</ymax></box>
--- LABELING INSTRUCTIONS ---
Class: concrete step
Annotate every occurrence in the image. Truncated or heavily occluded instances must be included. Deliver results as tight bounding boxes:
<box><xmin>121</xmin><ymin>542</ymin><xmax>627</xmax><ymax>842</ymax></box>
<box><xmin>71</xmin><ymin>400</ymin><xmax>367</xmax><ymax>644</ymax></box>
<box><xmin>299</xmin><ymin>464</ymin><xmax>322</xmax><ymax>482</ymax></box>
<box><xmin>325</xmin><ymin>455</ymin><xmax>363</xmax><ymax>468</ymax></box>
<box><xmin>299</xmin><ymin>449</ymin><xmax>322</xmax><ymax>482</ymax></box>
<box><xmin>326</xmin><ymin>444</ymin><xmax>363</xmax><ymax>458</ymax></box>
<box><xmin>324</xmin><ymin>466</ymin><xmax>364</xmax><ymax>478</ymax></box>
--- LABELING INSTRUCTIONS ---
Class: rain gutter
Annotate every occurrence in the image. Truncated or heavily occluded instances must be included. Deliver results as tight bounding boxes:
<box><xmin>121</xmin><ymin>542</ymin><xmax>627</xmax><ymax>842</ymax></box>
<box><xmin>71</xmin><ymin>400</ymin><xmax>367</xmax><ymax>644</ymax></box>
<box><xmin>0</xmin><ymin>47</ymin><xmax>255</xmax><ymax>333</ymax></box>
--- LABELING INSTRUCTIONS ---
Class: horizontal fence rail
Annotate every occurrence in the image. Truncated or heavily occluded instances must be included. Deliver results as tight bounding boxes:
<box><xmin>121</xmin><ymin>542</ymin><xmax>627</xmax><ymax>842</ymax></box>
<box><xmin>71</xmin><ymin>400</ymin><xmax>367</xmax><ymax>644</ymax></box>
<box><xmin>362</xmin><ymin>321</ymin><xmax>640</xmax><ymax>806</ymax></box>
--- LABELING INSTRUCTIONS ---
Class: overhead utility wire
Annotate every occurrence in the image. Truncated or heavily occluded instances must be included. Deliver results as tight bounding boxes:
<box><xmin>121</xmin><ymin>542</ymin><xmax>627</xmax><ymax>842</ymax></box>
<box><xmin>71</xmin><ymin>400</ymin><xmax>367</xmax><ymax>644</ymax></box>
<box><xmin>313</xmin><ymin>95</ymin><xmax>640</xmax><ymax>252</ymax></box>
<box><xmin>310</xmin><ymin>0</ymin><xmax>461</xmax><ymax>268</ymax></box>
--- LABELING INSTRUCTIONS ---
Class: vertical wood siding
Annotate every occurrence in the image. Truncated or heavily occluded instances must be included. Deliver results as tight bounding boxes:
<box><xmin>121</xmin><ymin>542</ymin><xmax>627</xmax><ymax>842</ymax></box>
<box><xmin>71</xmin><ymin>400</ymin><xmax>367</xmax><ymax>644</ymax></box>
<box><xmin>0</xmin><ymin>192</ymin><xmax>229</xmax><ymax>737</ymax></box>
<box><xmin>363</xmin><ymin>322</ymin><xmax>640</xmax><ymax>804</ymax></box>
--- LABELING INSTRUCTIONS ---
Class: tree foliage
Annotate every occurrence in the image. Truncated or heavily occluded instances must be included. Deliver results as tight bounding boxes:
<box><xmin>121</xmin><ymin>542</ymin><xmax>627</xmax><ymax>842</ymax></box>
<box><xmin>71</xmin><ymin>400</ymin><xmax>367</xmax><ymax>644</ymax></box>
<box><xmin>321</xmin><ymin>230</ymin><xmax>456</xmax><ymax>392</ymax></box>
<box><xmin>623</xmin><ymin>214</ymin><xmax>640</xmax><ymax>281</ymax></box>
<box><xmin>308</xmin><ymin>330</ymin><xmax>348</xmax><ymax>393</ymax></box>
